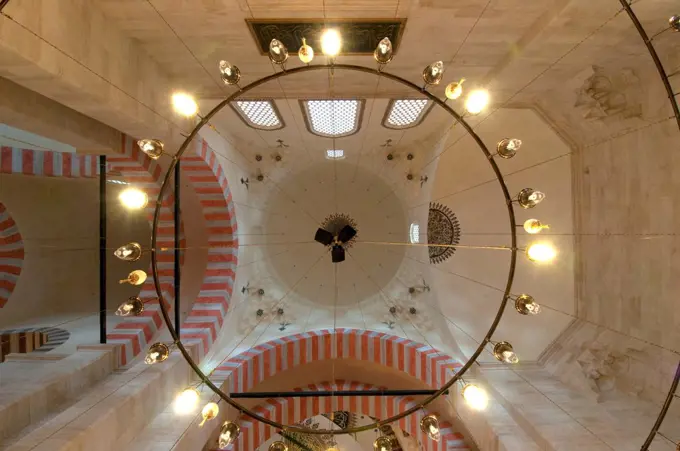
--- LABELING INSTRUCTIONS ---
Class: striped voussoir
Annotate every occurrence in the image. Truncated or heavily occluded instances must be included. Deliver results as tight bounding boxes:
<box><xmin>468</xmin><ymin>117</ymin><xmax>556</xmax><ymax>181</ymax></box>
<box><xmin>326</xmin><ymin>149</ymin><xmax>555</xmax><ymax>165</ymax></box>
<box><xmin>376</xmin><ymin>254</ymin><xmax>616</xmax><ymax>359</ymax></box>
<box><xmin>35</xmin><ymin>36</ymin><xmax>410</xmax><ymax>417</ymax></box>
<box><xmin>0</xmin><ymin>146</ymin><xmax>100</xmax><ymax>178</ymax></box>
<box><xmin>213</xmin><ymin>329</ymin><xmax>462</xmax><ymax>395</ymax></box>
<box><xmin>177</xmin><ymin>138</ymin><xmax>237</xmax><ymax>359</ymax></box>
<box><xmin>0</xmin><ymin>202</ymin><xmax>23</xmax><ymax>308</ymax></box>
<box><xmin>235</xmin><ymin>381</ymin><xmax>469</xmax><ymax>451</ymax></box>
<box><xmin>106</xmin><ymin>135</ymin><xmax>184</xmax><ymax>365</ymax></box>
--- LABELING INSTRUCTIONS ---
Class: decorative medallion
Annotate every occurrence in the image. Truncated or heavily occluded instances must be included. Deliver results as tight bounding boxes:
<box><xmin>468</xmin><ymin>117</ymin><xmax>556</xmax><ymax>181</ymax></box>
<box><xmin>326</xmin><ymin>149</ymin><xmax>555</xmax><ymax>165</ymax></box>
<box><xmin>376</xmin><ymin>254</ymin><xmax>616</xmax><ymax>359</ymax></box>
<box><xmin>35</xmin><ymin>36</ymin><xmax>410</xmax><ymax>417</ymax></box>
<box><xmin>427</xmin><ymin>202</ymin><xmax>461</xmax><ymax>264</ymax></box>
<box><xmin>321</xmin><ymin>213</ymin><xmax>359</xmax><ymax>249</ymax></box>
<box><xmin>247</xmin><ymin>19</ymin><xmax>406</xmax><ymax>56</ymax></box>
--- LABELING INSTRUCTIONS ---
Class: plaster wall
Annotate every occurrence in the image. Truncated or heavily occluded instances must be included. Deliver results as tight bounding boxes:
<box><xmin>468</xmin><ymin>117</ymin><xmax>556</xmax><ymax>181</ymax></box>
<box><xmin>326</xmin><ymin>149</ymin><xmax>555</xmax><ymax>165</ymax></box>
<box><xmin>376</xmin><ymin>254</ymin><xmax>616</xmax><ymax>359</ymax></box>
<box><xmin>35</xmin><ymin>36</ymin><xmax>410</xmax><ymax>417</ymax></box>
<box><xmin>0</xmin><ymin>174</ymin><xmax>149</xmax><ymax>329</ymax></box>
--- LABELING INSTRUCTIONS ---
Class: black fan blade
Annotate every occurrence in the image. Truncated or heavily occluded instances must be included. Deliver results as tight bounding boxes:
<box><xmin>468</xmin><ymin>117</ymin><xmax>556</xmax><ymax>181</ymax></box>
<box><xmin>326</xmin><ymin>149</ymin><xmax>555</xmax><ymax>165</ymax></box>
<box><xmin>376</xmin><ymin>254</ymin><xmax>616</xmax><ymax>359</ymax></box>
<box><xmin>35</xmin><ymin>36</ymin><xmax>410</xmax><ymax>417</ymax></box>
<box><xmin>337</xmin><ymin>225</ymin><xmax>357</xmax><ymax>243</ymax></box>
<box><xmin>314</xmin><ymin>228</ymin><xmax>334</xmax><ymax>246</ymax></box>
<box><xmin>331</xmin><ymin>245</ymin><xmax>346</xmax><ymax>263</ymax></box>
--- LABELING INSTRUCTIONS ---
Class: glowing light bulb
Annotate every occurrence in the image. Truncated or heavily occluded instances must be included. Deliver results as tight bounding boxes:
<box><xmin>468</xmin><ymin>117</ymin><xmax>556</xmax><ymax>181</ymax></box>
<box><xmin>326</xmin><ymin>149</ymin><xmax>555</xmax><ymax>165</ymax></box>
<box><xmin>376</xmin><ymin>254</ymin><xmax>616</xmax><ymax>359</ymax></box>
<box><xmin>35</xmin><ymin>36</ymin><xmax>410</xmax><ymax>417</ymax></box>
<box><xmin>374</xmin><ymin>436</ymin><xmax>392</xmax><ymax>451</ymax></box>
<box><xmin>269</xmin><ymin>441</ymin><xmax>288</xmax><ymax>451</ymax></box>
<box><xmin>268</xmin><ymin>39</ymin><xmax>289</xmax><ymax>65</ymax></box>
<box><xmin>445</xmin><ymin>78</ymin><xmax>465</xmax><ymax>100</ymax></box>
<box><xmin>496</xmin><ymin>138</ymin><xmax>522</xmax><ymax>158</ymax></box>
<box><xmin>174</xmin><ymin>388</ymin><xmax>200</xmax><ymax>415</ymax></box>
<box><xmin>526</xmin><ymin>242</ymin><xmax>556</xmax><ymax>263</ymax></box>
<box><xmin>374</xmin><ymin>37</ymin><xmax>393</xmax><ymax>64</ymax></box>
<box><xmin>219</xmin><ymin>61</ymin><xmax>241</xmax><ymax>85</ymax></box>
<box><xmin>670</xmin><ymin>15</ymin><xmax>680</xmax><ymax>31</ymax></box>
<box><xmin>119</xmin><ymin>269</ymin><xmax>147</xmax><ymax>286</ymax></box>
<box><xmin>523</xmin><ymin>219</ymin><xmax>549</xmax><ymax>234</ymax></box>
<box><xmin>517</xmin><ymin>188</ymin><xmax>545</xmax><ymax>209</ymax></box>
<box><xmin>298</xmin><ymin>37</ymin><xmax>314</xmax><ymax>63</ymax></box>
<box><xmin>115</xmin><ymin>296</ymin><xmax>144</xmax><ymax>317</ymax></box>
<box><xmin>137</xmin><ymin>139</ymin><xmax>164</xmax><ymax>160</ymax></box>
<box><xmin>465</xmin><ymin>89</ymin><xmax>490</xmax><ymax>114</ymax></box>
<box><xmin>493</xmin><ymin>341</ymin><xmax>519</xmax><ymax>364</ymax></box>
<box><xmin>420</xmin><ymin>414</ymin><xmax>441</xmax><ymax>442</ymax></box>
<box><xmin>462</xmin><ymin>384</ymin><xmax>488</xmax><ymax>411</ymax></box>
<box><xmin>321</xmin><ymin>29</ymin><xmax>342</xmax><ymax>57</ymax></box>
<box><xmin>119</xmin><ymin>187</ymin><xmax>148</xmax><ymax>210</ymax></box>
<box><xmin>145</xmin><ymin>342</ymin><xmax>170</xmax><ymax>364</ymax></box>
<box><xmin>114</xmin><ymin>242</ymin><xmax>143</xmax><ymax>261</ymax></box>
<box><xmin>172</xmin><ymin>92</ymin><xmax>198</xmax><ymax>117</ymax></box>
<box><xmin>422</xmin><ymin>61</ymin><xmax>444</xmax><ymax>85</ymax></box>
<box><xmin>218</xmin><ymin>421</ymin><xmax>240</xmax><ymax>448</ymax></box>
<box><xmin>199</xmin><ymin>402</ymin><xmax>219</xmax><ymax>427</ymax></box>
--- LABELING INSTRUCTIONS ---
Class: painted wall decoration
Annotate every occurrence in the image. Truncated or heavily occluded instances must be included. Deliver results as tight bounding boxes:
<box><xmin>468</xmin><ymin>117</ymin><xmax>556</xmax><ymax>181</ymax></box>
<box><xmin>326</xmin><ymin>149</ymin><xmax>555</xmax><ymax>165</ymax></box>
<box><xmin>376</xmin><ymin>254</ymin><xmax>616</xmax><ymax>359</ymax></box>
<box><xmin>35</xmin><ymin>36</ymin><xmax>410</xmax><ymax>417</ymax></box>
<box><xmin>0</xmin><ymin>147</ymin><xmax>100</xmax><ymax>178</ymax></box>
<box><xmin>574</xmin><ymin>65</ymin><xmax>642</xmax><ymax>121</ymax></box>
<box><xmin>237</xmin><ymin>381</ymin><xmax>469</xmax><ymax>451</ymax></box>
<box><xmin>0</xmin><ymin>202</ymin><xmax>24</xmax><ymax>308</ymax></box>
<box><xmin>427</xmin><ymin>202</ymin><xmax>461</xmax><ymax>264</ymax></box>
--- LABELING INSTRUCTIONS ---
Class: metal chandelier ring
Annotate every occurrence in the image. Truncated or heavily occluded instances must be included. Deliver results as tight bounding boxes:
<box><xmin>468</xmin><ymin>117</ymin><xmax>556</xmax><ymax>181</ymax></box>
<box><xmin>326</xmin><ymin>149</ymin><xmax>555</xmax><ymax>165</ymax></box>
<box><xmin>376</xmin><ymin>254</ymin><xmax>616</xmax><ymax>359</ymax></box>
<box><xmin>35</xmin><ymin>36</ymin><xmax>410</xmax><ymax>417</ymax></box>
<box><xmin>150</xmin><ymin>63</ymin><xmax>518</xmax><ymax>435</ymax></box>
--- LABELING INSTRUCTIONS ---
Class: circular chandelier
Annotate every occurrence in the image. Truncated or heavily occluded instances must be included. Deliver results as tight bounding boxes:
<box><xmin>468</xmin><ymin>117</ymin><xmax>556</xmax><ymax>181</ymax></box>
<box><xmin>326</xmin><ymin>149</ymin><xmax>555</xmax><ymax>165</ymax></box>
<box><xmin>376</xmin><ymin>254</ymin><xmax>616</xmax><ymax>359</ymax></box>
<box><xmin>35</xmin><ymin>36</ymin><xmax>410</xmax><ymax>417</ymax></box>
<box><xmin>111</xmin><ymin>3</ymin><xmax>680</xmax><ymax>449</ymax></box>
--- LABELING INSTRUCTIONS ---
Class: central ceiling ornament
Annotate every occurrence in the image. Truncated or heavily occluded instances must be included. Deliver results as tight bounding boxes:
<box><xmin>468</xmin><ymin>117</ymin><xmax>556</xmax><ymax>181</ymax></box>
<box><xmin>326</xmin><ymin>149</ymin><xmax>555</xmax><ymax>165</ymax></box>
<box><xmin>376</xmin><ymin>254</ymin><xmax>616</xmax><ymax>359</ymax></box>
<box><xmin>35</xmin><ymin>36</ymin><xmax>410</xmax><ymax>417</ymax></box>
<box><xmin>315</xmin><ymin>213</ymin><xmax>358</xmax><ymax>263</ymax></box>
<box><xmin>126</xmin><ymin>25</ymin><xmax>565</xmax><ymax>447</ymax></box>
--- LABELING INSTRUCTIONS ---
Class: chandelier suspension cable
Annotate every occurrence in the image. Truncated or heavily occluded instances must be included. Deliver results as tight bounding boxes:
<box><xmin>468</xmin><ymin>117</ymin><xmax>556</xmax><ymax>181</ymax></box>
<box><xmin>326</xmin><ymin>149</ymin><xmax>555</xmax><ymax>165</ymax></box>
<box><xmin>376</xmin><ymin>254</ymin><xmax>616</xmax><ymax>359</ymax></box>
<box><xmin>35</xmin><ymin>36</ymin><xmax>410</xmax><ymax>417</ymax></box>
<box><xmin>345</xmin><ymin>250</ymin><xmax>446</xmax><ymax>409</ymax></box>
<box><xmin>414</xmin><ymin>4</ymin><xmax>631</xmax><ymax>177</ymax></box>
<box><xmin>388</xmin><ymin>246</ymin><xmax>680</xmax><ymax>358</ymax></box>
<box><xmin>205</xmin><ymin>249</ymin><xmax>330</xmax><ymax>384</ymax></box>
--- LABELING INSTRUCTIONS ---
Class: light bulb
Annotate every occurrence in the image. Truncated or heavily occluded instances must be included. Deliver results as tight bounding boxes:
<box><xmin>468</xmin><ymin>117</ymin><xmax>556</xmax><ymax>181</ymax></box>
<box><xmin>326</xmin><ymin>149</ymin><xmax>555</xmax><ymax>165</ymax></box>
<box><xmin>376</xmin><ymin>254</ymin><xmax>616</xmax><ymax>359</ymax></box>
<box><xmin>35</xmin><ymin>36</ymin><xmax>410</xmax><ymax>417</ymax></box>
<box><xmin>374</xmin><ymin>436</ymin><xmax>392</xmax><ymax>451</ymax></box>
<box><xmin>115</xmin><ymin>297</ymin><xmax>144</xmax><ymax>317</ymax></box>
<box><xmin>119</xmin><ymin>187</ymin><xmax>148</xmax><ymax>210</ymax></box>
<box><xmin>269</xmin><ymin>441</ymin><xmax>288</xmax><ymax>451</ymax></box>
<box><xmin>526</xmin><ymin>242</ymin><xmax>556</xmax><ymax>263</ymax></box>
<box><xmin>218</xmin><ymin>421</ymin><xmax>240</xmax><ymax>448</ymax></box>
<box><xmin>119</xmin><ymin>269</ymin><xmax>147</xmax><ymax>286</ymax></box>
<box><xmin>374</xmin><ymin>37</ymin><xmax>393</xmax><ymax>64</ymax></box>
<box><xmin>523</xmin><ymin>219</ymin><xmax>549</xmax><ymax>234</ymax></box>
<box><xmin>462</xmin><ymin>384</ymin><xmax>488</xmax><ymax>411</ymax></box>
<box><xmin>321</xmin><ymin>29</ymin><xmax>342</xmax><ymax>57</ymax></box>
<box><xmin>496</xmin><ymin>138</ymin><xmax>522</xmax><ymax>158</ymax></box>
<box><xmin>515</xmin><ymin>294</ymin><xmax>541</xmax><ymax>315</ymax></box>
<box><xmin>422</xmin><ymin>61</ymin><xmax>444</xmax><ymax>85</ymax></box>
<box><xmin>420</xmin><ymin>414</ymin><xmax>441</xmax><ymax>442</ymax></box>
<box><xmin>174</xmin><ymin>388</ymin><xmax>200</xmax><ymax>415</ymax></box>
<box><xmin>517</xmin><ymin>188</ymin><xmax>545</xmax><ymax>209</ymax></box>
<box><xmin>298</xmin><ymin>37</ymin><xmax>314</xmax><ymax>63</ymax></box>
<box><xmin>199</xmin><ymin>402</ymin><xmax>219</xmax><ymax>427</ymax></box>
<box><xmin>219</xmin><ymin>60</ymin><xmax>241</xmax><ymax>85</ymax></box>
<box><xmin>493</xmin><ymin>341</ymin><xmax>519</xmax><ymax>364</ymax></box>
<box><xmin>137</xmin><ymin>139</ymin><xmax>164</xmax><ymax>160</ymax></box>
<box><xmin>445</xmin><ymin>78</ymin><xmax>465</xmax><ymax>100</ymax></box>
<box><xmin>670</xmin><ymin>15</ymin><xmax>680</xmax><ymax>31</ymax></box>
<box><xmin>172</xmin><ymin>92</ymin><xmax>198</xmax><ymax>117</ymax></box>
<box><xmin>465</xmin><ymin>89</ymin><xmax>490</xmax><ymax>114</ymax></box>
<box><xmin>145</xmin><ymin>342</ymin><xmax>170</xmax><ymax>364</ymax></box>
<box><xmin>269</xmin><ymin>39</ymin><xmax>289</xmax><ymax>64</ymax></box>
<box><xmin>114</xmin><ymin>242</ymin><xmax>143</xmax><ymax>261</ymax></box>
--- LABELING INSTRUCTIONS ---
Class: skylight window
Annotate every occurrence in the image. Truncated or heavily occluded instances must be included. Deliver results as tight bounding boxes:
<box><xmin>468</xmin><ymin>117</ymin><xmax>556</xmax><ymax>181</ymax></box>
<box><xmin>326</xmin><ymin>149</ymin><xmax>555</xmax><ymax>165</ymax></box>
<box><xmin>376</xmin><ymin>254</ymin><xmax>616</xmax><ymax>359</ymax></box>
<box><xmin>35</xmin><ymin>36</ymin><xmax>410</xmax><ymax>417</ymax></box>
<box><xmin>326</xmin><ymin>150</ymin><xmax>345</xmax><ymax>159</ymax></box>
<box><xmin>231</xmin><ymin>100</ymin><xmax>284</xmax><ymax>130</ymax></box>
<box><xmin>410</xmin><ymin>223</ymin><xmax>420</xmax><ymax>243</ymax></box>
<box><xmin>301</xmin><ymin>100</ymin><xmax>363</xmax><ymax>137</ymax></box>
<box><xmin>383</xmin><ymin>99</ymin><xmax>432</xmax><ymax>130</ymax></box>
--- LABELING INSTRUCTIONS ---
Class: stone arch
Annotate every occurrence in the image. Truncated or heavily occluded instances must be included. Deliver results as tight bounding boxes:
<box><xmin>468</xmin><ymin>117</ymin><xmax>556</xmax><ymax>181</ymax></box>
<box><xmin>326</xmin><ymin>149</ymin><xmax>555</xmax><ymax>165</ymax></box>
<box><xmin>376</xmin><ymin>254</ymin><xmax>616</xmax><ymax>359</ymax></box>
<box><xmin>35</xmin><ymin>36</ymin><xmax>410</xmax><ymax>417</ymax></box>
<box><xmin>0</xmin><ymin>202</ymin><xmax>23</xmax><ymax>308</ymax></box>
<box><xmin>237</xmin><ymin>380</ymin><xmax>470</xmax><ymax>451</ymax></box>
<box><xmin>213</xmin><ymin>329</ymin><xmax>462</xmax><ymax>394</ymax></box>
<box><xmin>178</xmin><ymin>138</ymin><xmax>238</xmax><ymax>358</ymax></box>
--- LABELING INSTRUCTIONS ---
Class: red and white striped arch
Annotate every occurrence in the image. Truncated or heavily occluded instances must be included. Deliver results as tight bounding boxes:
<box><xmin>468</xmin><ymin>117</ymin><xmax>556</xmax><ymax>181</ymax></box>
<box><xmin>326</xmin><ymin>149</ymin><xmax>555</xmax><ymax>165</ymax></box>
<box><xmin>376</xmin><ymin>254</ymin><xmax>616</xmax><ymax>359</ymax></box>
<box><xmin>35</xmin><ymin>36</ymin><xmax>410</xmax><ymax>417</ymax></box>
<box><xmin>178</xmin><ymin>138</ymin><xmax>237</xmax><ymax>359</ymax></box>
<box><xmin>0</xmin><ymin>202</ymin><xmax>23</xmax><ymax>308</ymax></box>
<box><xmin>236</xmin><ymin>381</ymin><xmax>469</xmax><ymax>451</ymax></box>
<box><xmin>106</xmin><ymin>134</ymin><xmax>182</xmax><ymax>365</ymax></box>
<box><xmin>213</xmin><ymin>329</ymin><xmax>462</xmax><ymax>394</ymax></box>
